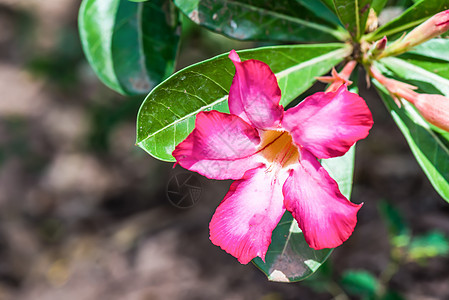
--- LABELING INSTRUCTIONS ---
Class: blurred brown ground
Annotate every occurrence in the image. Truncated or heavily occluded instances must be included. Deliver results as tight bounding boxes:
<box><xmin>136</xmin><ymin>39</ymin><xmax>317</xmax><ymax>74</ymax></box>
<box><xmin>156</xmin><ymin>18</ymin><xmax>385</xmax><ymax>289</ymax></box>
<box><xmin>1</xmin><ymin>1</ymin><xmax>449</xmax><ymax>299</ymax></box>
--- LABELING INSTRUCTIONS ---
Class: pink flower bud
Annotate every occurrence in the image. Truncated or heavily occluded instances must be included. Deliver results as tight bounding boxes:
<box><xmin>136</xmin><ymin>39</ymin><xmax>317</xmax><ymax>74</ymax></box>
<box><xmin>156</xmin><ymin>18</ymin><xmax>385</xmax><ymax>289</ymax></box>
<box><xmin>413</xmin><ymin>94</ymin><xmax>449</xmax><ymax>132</ymax></box>
<box><xmin>380</xmin><ymin>10</ymin><xmax>449</xmax><ymax>58</ymax></box>
<box><xmin>403</xmin><ymin>10</ymin><xmax>449</xmax><ymax>46</ymax></box>
<box><xmin>366</xmin><ymin>36</ymin><xmax>388</xmax><ymax>61</ymax></box>
<box><xmin>369</xmin><ymin>66</ymin><xmax>449</xmax><ymax>132</ymax></box>
<box><xmin>375</xmin><ymin>36</ymin><xmax>387</xmax><ymax>52</ymax></box>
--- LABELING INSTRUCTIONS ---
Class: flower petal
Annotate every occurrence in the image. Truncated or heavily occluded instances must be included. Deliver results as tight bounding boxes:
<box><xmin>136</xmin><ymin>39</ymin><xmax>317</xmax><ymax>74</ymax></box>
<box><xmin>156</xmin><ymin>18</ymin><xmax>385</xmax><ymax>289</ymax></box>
<box><xmin>173</xmin><ymin>111</ymin><xmax>264</xmax><ymax>180</ymax></box>
<box><xmin>283</xmin><ymin>85</ymin><xmax>373</xmax><ymax>159</ymax></box>
<box><xmin>283</xmin><ymin>149</ymin><xmax>362</xmax><ymax>250</ymax></box>
<box><xmin>209</xmin><ymin>167</ymin><xmax>286</xmax><ymax>264</ymax></box>
<box><xmin>228</xmin><ymin>50</ymin><xmax>284</xmax><ymax>130</ymax></box>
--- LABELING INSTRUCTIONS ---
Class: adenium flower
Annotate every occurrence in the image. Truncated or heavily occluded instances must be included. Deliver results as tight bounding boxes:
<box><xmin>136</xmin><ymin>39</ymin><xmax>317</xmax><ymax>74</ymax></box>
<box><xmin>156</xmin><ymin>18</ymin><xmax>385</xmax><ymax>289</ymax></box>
<box><xmin>173</xmin><ymin>50</ymin><xmax>374</xmax><ymax>264</ymax></box>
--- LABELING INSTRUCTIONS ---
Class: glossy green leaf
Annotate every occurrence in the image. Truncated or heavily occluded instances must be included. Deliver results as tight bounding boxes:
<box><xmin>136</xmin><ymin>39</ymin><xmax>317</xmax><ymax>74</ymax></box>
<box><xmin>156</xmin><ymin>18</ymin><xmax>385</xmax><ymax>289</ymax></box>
<box><xmin>173</xmin><ymin>0</ymin><xmax>347</xmax><ymax>42</ymax></box>
<box><xmin>320</xmin><ymin>0</ymin><xmax>337</xmax><ymax>14</ymax></box>
<box><xmin>333</xmin><ymin>0</ymin><xmax>373</xmax><ymax>40</ymax></box>
<box><xmin>296</xmin><ymin>0</ymin><xmax>341</xmax><ymax>26</ymax></box>
<box><xmin>381</xmin><ymin>56</ymin><xmax>449</xmax><ymax>102</ymax></box>
<box><xmin>252</xmin><ymin>212</ymin><xmax>333</xmax><ymax>282</ymax></box>
<box><xmin>253</xmin><ymin>146</ymin><xmax>356</xmax><ymax>282</ymax></box>
<box><xmin>406</xmin><ymin>39</ymin><xmax>449</xmax><ymax>62</ymax></box>
<box><xmin>367</xmin><ymin>0</ymin><xmax>449</xmax><ymax>41</ymax></box>
<box><xmin>373</xmin><ymin>72</ymin><xmax>449</xmax><ymax>203</ymax></box>
<box><xmin>340</xmin><ymin>270</ymin><xmax>379</xmax><ymax>297</ymax></box>
<box><xmin>137</xmin><ymin>44</ymin><xmax>351</xmax><ymax>161</ymax></box>
<box><xmin>79</xmin><ymin>0</ymin><xmax>180</xmax><ymax>96</ymax></box>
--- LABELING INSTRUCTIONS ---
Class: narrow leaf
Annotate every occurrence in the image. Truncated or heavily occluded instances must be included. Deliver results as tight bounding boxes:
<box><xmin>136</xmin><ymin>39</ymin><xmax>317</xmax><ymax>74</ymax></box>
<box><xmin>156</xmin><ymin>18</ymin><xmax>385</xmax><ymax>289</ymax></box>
<box><xmin>367</xmin><ymin>0</ymin><xmax>449</xmax><ymax>41</ymax></box>
<box><xmin>253</xmin><ymin>146</ymin><xmax>356</xmax><ymax>282</ymax></box>
<box><xmin>320</xmin><ymin>0</ymin><xmax>337</xmax><ymax>14</ymax></box>
<box><xmin>79</xmin><ymin>0</ymin><xmax>180</xmax><ymax>96</ymax></box>
<box><xmin>381</xmin><ymin>57</ymin><xmax>449</xmax><ymax>101</ymax></box>
<box><xmin>136</xmin><ymin>44</ymin><xmax>351</xmax><ymax>161</ymax></box>
<box><xmin>333</xmin><ymin>0</ymin><xmax>373</xmax><ymax>40</ymax></box>
<box><xmin>174</xmin><ymin>0</ymin><xmax>347</xmax><ymax>42</ymax></box>
<box><xmin>296</xmin><ymin>0</ymin><xmax>341</xmax><ymax>26</ymax></box>
<box><xmin>406</xmin><ymin>39</ymin><xmax>449</xmax><ymax>62</ymax></box>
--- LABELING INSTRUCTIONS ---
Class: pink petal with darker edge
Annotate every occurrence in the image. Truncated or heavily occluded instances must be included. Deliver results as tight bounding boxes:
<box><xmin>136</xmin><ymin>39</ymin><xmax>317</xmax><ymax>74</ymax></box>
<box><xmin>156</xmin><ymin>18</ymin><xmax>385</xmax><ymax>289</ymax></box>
<box><xmin>228</xmin><ymin>50</ymin><xmax>284</xmax><ymax>130</ymax></box>
<box><xmin>283</xmin><ymin>149</ymin><xmax>362</xmax><ymax>250</ymax></box>
<box><xmin>209</xmin><ymin>167</ymin><xmax>287</xmax><ymax>264</ymax></box>
<box><xmin>173</xmin><ymin>110</ymin><xmax>263</xmax><ymax>180</ymax></box>
<box><xmin>283</xmin><ymin>85</ymin><xmax>373</xmax><ymax>159</ymax></box>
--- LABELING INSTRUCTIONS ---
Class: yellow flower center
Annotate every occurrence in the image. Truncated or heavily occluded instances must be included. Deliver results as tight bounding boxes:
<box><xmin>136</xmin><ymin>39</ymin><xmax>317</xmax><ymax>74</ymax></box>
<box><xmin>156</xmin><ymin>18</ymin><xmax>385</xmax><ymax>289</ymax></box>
<box><xmin>259</xmin><ymin>130</ymin><xmax>299</xmax><ymax>169</ymax></box>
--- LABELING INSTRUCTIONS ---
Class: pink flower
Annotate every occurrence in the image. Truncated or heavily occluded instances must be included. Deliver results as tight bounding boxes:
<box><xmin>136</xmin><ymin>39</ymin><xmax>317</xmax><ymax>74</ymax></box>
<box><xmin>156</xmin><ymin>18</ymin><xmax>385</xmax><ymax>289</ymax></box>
<box><xmin>173</xmin><ymin>50</ymin><xmax>374</xmax><ymax>264</ymax></box>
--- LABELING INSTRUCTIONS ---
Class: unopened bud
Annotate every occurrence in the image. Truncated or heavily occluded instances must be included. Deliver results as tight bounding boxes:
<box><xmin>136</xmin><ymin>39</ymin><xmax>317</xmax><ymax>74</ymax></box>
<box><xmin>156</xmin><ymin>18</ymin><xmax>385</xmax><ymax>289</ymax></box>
<box><xmin>404</xmin><ymin>10</ymin><xmax>449</xmax><ymax>45</ymax></box>
<box><xmin>366</xmin><ymin>36</ymin><xmax>387</xmax><ymax>62</ymax></box>
<box><xmin>370</xmin><ymin>66</ymin><xmax>449</xmax><ymax>131</ymax></box>
<box><xmin>374</xmin><ymin>36</ymin><xmax>387</xmax><ymax>52</ymax></box>
<box><xmin>412</xmin><ymin>94</ymin><xmax>449</xmax><ymax>132</ymax></box>
<box><xmin>380</xmin><ymin>9</ymin><xmax>449</xmax><ymax>58</ymax></box>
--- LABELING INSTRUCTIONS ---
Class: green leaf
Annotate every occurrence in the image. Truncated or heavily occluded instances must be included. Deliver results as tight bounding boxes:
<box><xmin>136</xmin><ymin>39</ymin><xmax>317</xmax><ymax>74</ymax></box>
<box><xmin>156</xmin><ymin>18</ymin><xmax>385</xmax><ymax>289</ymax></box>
<box><xmin>381</xmin><ymin>56</ymin><xmax>449</xmax><ymax>94</ymax></box>
<box><xmin>173</xmin><ymin>0</ymin><xmax>347</xmax><ymax>42</ymax></box>
<box><xmin>373</xmin><ymin>70</ymin><xmax>449</xmax><ymax>203</ymax></box>
<box><xmin>296</xmin><ymin>0</ymin><xmax>341</xmax><ymax>26</ymax></box>
<box><xmin>253</xmin><ymin>146</ymin><xmax>356</xmax><ymax>282</ymax></box>
<box><xmin>136</xmin><ymin>44</ymin><xmax>351</xmax><ymax>161</ymax></box>
<box><xmin>371</xmin><ymin>0</ymin><xmax>388</xmax><ymax>14</ymax></box>
<box><xmin>333</xmin><ymin>0</ymin><xmax>373</xmax><ymax>40</ymax></box>
<box><xmin>367</xmin><ymin>0</ymin><xmax>449</xmax><ymax>41</ymax></box>
<box><xmin>252</xmin><ymin>212</ymin><xmax>333</xmax><ymax>282</ymax></box>
<box><xmin>320</xmin><ymin>0</ymin><xmax>337</xmax><ymax>14</ymax></box>
<box><xmin>408</xmin><ymin>231</ymin><xmax>449</xmax><ymax>261</ymax></box>
<box><xmin>340</xmin><ymin>270</ymin><xmax>379</xmax><ymax>297</ymax></box>
<box><xmin>79</xmin><ymin>0</ymin><xmax>180</xmax><ymax>96</ymax></box>
<box><xmin>406</xmin><ymin>39</ymin><xmax>449</xmax><ymax>63</ymax></box>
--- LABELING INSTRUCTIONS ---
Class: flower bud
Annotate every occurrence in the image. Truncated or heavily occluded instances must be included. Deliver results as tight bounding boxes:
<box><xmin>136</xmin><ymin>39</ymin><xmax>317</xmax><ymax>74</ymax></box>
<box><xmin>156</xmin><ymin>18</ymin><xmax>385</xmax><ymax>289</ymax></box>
<box><xmin>380</xmin><ymin>9</ymin><xmax>449</xmax><ymax>58</ymax></box>
<box><xmin>403</xmin><ymin>10</ymin><xmax>449</xmax><ymax>45</ymax></box>
<box><xmin>369</xmin><ymin>66</ymin><xmax>449</xmax><ymax>131</ymax></box>
<box><xmin>374</xmin><ymin>36</ymin><xmax>387</xmax><ymax>53</ymax></box>
<box><xmin>413</xmin><ymin>94</ymin><xmax>449</xmax><ymax>132</ymax></box>
<box><xmin>365</xmin><ymin>36</ymin><xmax>387</xmax><ymax>62</ymax></box>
